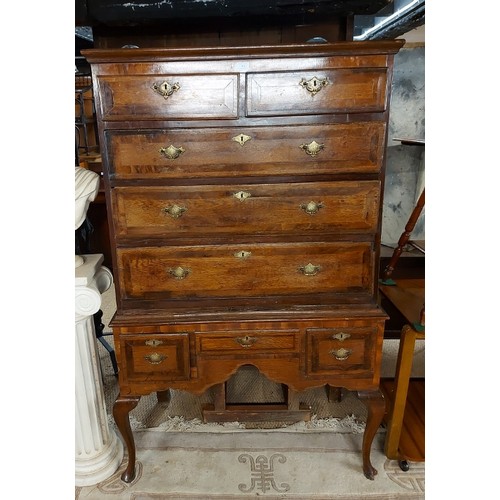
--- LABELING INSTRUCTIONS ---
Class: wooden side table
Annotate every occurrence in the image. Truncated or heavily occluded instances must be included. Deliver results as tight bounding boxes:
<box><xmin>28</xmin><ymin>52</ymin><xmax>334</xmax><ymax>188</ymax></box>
<box><xmin>379</xmin><ymin>279</ymin><xmax>425</xmax><ymax>470</ymax></box>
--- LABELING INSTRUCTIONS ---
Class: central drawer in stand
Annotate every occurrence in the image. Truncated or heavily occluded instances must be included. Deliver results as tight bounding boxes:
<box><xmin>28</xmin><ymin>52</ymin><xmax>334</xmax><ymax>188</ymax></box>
<box><xmin>83</xmin><ymin>40</ymin><xmax>404</xmax><ymax>484</ymax></box>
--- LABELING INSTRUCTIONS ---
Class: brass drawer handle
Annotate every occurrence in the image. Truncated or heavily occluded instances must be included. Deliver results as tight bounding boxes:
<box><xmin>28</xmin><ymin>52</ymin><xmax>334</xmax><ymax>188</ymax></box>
<box><xmin>300</xmin><ymin>201</ymin><xmax>324</xmax><ymax>215</ymax></box>
<box><xmin>145</xmin><ymin>339</ymin><xmax>164</xmax><ymax>347</ymax></box>
<box><xmin>300</xmin><ymin>140</ymin><xmax>324</xmax><ymax>156</ymax></box>
<box><xmin>299</xmin><ymin>263</ymin><xmax>321</xmax><ymax>276</ymax></box>
<box><xmin>152</xmin><ymin>80</ymin><xmax>180</xmax><ymax>99</ymax></box>
<box><xmin>235</xmin><ymin>335</ymin><xmax>258</xmax><ymax>348</ymax></box>
<box><xmin>332</xmin><ymin>332</ymin><xmax>351</xmax><ymax>342</ymax></box>
<box><xmin>233</xmin><ymin>190</ymin><xmax>252</xmax><ymax>202</ymax></box>
<box><xmin>234</xmin><ymin>250</ymin><xmax>252</xmax><ymax>259</ymax></box>
<box><xmin>168</xmin><ymin>266</ymin><xmax>190</xmax><ymax>280</ymax></box>
<box><xmin>162</xmin><ymin>204</ymin><xmax>187</xmax><ymax>219</ymax></box>
<box><xmin>144</xmin><ymin>352</ymin><xmax>167</xmax><ymax>365</ymax></box>
<box><xmin>299</xmin><ymin>76</ymin><xmax>328</xmax><ymax>96</ymax></box>
<box><xmin>159</xmin><ymin>145</ymin><xmax>185</xmax><ymax>160</ymax></box>
<box><xmin>329</xmin><ymin>348</ymin><xmax>352</xmax><ymax>361</ymax></box>
<box><xmin>232</xmin><ymin>133</ymin><xmax>252</xmax><ymax>146</ymax></box>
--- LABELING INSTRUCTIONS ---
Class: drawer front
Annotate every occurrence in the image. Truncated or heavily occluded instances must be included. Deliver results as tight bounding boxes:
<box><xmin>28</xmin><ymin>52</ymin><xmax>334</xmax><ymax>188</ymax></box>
<box><xmin>306</xmin><ymin>326</ymin><xmax>377</xmax><ymax>376</ymax></box>
<box><xmin>96</xmin><ymin>74</ymin><xmax>238</xmax><ymax>120</ymax></box>
<box><xmin>197</xmin><ymin>329</ymin><xmax>299</xmax><ymax>355</ymax></box>
<box><xmin>106</xmin><ymin>122</ymin><xmax>386</xmax><ymax>180</ymax></box>
<box><xmin>116</xmin><ymin>242</ymin><xmax>374</xmax><ymax>300</ymax></box>
<box><xmin>112</xmin><ymin>181</ymin><xmax>380</xmax><ymax>240</ymax></box>
<box><xmin>247</xmin><ymin>68</ymin><xmax>388</xmax><ymax>116</ymax></box>
<box><xmin>120</xmin><ymin>333</ymin><xmax>190</xmax><ymax>381</ymax></box>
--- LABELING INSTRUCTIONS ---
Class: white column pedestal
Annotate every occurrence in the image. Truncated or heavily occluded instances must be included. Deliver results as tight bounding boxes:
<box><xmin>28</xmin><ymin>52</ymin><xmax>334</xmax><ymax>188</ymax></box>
<box><xmin>75</xmin><ymin>254</ymin><xmax>123</xmax><ymax>486</ymax></box>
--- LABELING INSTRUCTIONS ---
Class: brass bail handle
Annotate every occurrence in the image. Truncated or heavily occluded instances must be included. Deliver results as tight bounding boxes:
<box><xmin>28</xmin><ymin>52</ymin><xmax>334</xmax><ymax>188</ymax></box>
<box><xmin>300</xmin><ymin>201</ymin><xmax>324</xmax><ymax>215</ymax></box>
<box><xmin>329</xmin><ymin>348</ymin><xmax>352</xmax><ymax>361</ymax></box>
<box><xmin>300</xmin><ymin>140</ymin><xmax>324</xmax><ymax>156</ymax></box>
<box><xmin>299</xmin><ymin>263</ymin><xmax>321</xmax><ymax>276</ymax></box>
<box><xmin>159</xmin><ymin>145</ymin><xmax>185</xmax><ymax>160</ymax></box>
<box><xmin>163</xmin><ymin>204</ymin><xmax>187</xmax><ymax>219</ymax></box>
<box><xmin>235</xmin><ymin>335</ymin><xmax>258</xmax><ymax>348</ymax></box>
<box><xmin>168</xmin><ymin>266</ymin><xmax>190</xmax><ymax>280</ymax></box>
<box><xmin>144</xmin><ymin>352</ymin><xmax>167</xmax><ymax>365</ymax></box>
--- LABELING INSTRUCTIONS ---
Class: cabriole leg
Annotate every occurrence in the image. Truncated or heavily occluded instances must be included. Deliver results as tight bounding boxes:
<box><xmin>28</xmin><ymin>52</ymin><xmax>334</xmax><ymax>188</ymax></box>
<box><xmin>358</xmin><ymin>389</ymin><xmax>385</xmax><ymax>480</ymax></box>
<box><xmin>113</xmin><ymin>395</ymin><xmax>140</xmax><ymax>483</ymax></box>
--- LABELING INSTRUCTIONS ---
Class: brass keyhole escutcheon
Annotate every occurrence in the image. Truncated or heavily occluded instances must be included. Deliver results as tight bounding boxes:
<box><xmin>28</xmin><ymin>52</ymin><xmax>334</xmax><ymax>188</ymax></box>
<box><xmin>232</xmin><ymin>133</ymin><xmax>252</xmax><ymax>146</ymax></box>
<box><xmin>159</xmin><ymin>145</ymin><xmax>185</xmax><ymax>160</ymax></box>
<box><xmin>233</xmin><ymin>190</ymin><xmax>252</xmax><ymax>202</ymax></box>
<box><xmin>234</xmin><ymin>250</ymin><xmax>252</xmax><ymax>259</ymax></box>
<box><xmin>299</xmin><ymin>76</ymin><xmax>328</xmax><ymax>96</ymax></box>
<box><xmin>152</xmin><ymin>80</ymin><xmax>180</xmax><ymax>99</ymax></box>
<box><xmin>300</xmin><ymin>140</ymin><xmax>325</xmax><ymax>156</ymax></box>
<box><xmin>332</xmin><ymin>332</ymin><xmax>351</xmax><ymax>342</ymax></box>
<box><xmin>300</xmin><ymin>201</ymin><xmax>324</xmax><ymax>215</ymax></box>
<box><xmin>145</xmin><ymin>339</ymin><xmax>164</xmax><ymax>347</ymax></box>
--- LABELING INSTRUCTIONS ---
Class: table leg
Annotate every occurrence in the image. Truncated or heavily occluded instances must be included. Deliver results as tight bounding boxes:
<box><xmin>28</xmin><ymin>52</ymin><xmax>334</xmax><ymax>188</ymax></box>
<box><xmin>113</xmin><ymin>395</ymin><xmax>140</xmax><ymax>483</ymax></box>
<box><xmin>358</xmin><ymin>389</ymin><xmax>385</xmax><ymax>480</ymax></box>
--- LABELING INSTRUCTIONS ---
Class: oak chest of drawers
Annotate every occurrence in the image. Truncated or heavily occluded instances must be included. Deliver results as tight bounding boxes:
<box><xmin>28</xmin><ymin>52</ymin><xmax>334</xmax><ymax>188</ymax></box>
<box><xmin>84</xmin><ymin>40</ymin><xmax>403</xmax><ymax>483</ymax></box>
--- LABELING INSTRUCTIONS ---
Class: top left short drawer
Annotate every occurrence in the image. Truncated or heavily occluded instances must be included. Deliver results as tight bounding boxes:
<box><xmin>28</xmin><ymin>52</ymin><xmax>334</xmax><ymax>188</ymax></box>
<box><xmin>94</xmin><ymin>74</ymin><xmax>239</xmax><ymax>121</ymax></box>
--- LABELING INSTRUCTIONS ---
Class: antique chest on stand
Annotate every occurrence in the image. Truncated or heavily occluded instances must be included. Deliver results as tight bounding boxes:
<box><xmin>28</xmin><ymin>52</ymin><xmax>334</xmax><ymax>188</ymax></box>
<box><xmin>83</xmin><ymin>39</ymin><xmax>404</xmax><ymax>483</ymax></box>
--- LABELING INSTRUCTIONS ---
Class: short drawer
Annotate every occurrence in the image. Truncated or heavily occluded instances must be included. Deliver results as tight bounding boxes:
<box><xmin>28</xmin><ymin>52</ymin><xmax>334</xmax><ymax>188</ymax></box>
<box><xmin>120</xmin><ymin>333</ymin><xmax>190</xmax><ymax>382</ymax></box>
<box><xmin>116</xmin><ymin>241</ymin><xmax>374</xmax><ymax>300</ymax></box>
<box><xmin>112</xmin><ymin>180</ymin><xmax>380</xmax><ymax>240</ymax></box>
<box><xmin>306</xmin><ymin>326</ymin><xmax>377</xmax><ymax>376</ymax></box>
<box><xmin>105</xmin><ymin>121</ymin><xmax>386</xmax><ymax>180</ymax></box>
<box><xmin>95</xmin><ymin>73</ymin><xmax>238</xmax><ymax>121</ymax></box>
<box><xmin>197</xmin><ymin>330</ymin><xmax>299</xmax><ymax>355</ymax></box>
<box><xmin>247</xmin><ymin>68</ymin><xmax>388</xmax><ymax>116</ymax></box>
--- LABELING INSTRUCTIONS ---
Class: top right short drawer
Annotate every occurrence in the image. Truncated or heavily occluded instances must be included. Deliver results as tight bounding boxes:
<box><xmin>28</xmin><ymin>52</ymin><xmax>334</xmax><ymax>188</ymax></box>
<box><xmin>246</xmin><ymin>68</ymin><xmax>388</xmax><ymax>117</ymax></box>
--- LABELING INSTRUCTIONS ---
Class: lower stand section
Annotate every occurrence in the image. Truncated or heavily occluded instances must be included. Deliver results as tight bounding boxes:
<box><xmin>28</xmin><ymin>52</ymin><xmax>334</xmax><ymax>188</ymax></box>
<box><xmin>113</xmin><ymin>387</ymin><xmax>384</xmax><ymax>484</ymax></box>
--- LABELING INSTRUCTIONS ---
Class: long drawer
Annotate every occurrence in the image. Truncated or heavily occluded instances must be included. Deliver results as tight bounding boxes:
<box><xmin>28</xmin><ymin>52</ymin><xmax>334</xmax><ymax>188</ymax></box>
<box><xmin>116</xmin><ymin>241</ymin><xmax>374</xmax><ymax>300</ymax></box>
<box><xmin>105</xmin><ymin>122</ymin><xmax>386</xmax><ymax>180</ymax></box>
<box><xmin>112</xmin><ymin>180</ymin><xmax>380</xmax><ymax>240</ymax></box>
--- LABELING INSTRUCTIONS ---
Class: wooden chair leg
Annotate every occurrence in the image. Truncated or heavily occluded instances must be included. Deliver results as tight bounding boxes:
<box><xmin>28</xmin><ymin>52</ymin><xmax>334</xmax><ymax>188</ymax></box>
<box><xmin>382</xmin><ymin>189</ymin><xmax>425</xmax><ymax>281</ymax></box>
<box><xmin>384</xmin><ymin>324</ymin><xmax>419</xmax><ymax>460</ymax></box>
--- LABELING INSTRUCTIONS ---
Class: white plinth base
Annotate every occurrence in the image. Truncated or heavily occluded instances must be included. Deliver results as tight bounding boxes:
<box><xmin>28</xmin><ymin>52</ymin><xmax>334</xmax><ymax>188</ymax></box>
<box><xmin>75</xmin><ymin>432</ymin><xmax>124</xmax><ymax>486</ymax></box>
<box><xmin>75</xmin><ymin>254</ymin><xmax>124</xmax><ymax>486</ymax></box>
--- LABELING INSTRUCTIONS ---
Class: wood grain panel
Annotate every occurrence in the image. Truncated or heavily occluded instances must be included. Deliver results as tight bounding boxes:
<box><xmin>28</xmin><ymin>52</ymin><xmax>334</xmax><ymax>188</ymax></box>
<box><xmin>117</xmin><ymin>241</ymin><xmax>374</xmax><ymax>299</ymax></box>
<box><xmin>106</xmin><ymin>122</ymin><xmax>386</xmax><ymax>179</ymax></box>
<box><xmin>197</xmin><ymin>330</ymin><xmax>298</xmax><ymax>354</ymax></box>
<box><xmin>307</xmin><ymin>326</ymin><xmax>377</xmax><ymax>376</ymax></box>
<box><xmin>121</xmin><ymin>333</ymin><xmax>190</xmax><ymax>382</ymax></box>
<box><xmin>247</xmin><ymin>68</ymin><xmax>387</xmax><ymax>116</ymax></box>
<box><xmin>112</xmin><ymin>180</ymin><xmax>380</xmax><ymax>240</ymax></box>
<box><xmin>97</xmin><ymin>74</ymin><xmax>238</xmax><ymax>120</ymax></box>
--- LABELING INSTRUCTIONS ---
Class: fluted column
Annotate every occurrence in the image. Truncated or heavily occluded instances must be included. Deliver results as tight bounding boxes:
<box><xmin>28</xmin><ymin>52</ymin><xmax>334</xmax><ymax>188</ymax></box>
<box><xmin>75</xmin><ymin>254</ymin><xmax>123</xmax><ymax>486</ymax></box>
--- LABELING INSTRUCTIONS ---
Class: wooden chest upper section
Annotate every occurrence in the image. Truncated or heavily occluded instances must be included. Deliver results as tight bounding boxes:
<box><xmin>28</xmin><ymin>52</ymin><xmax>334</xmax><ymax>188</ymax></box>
<box><xmin>83</xmin><ymin>42</ymin><xmax>403</xmax><ymax>310</ymax></box>
<box><xmin>83</xmin><ymin>42</ymin><xmax>404</xmax><ymax>124</ymax></box>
